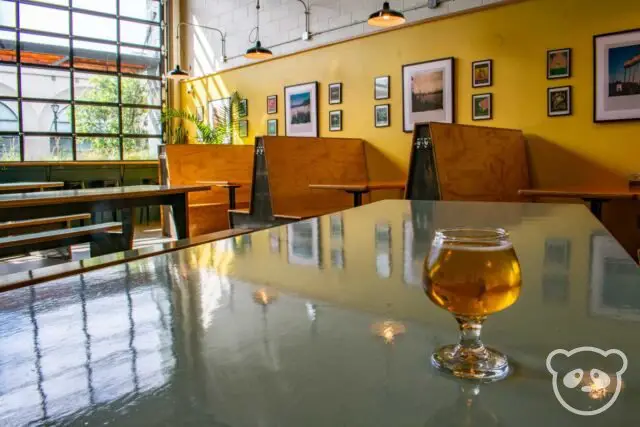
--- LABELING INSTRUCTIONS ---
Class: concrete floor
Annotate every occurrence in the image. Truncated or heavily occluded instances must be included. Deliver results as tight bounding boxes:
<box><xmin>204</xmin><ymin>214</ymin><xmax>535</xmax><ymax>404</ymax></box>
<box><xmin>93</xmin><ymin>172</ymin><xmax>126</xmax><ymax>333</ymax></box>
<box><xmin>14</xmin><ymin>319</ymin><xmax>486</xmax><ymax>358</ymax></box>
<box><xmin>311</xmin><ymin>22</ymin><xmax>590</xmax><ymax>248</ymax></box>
<box><xmin>0</xmin><ymin>223</ymin><xmax>173</xmax><ymax>276</ymax></box>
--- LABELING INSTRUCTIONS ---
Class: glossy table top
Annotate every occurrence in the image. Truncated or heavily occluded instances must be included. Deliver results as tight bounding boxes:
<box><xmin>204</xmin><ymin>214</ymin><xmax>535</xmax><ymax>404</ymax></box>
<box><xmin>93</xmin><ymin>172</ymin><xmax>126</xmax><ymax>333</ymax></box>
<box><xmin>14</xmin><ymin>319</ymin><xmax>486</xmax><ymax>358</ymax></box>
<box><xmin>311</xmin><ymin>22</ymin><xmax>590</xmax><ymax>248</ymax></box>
<box><xmin>1</xmin><ymin>200</ymin><xmax>639</xmax><ymax>426</ymax></box>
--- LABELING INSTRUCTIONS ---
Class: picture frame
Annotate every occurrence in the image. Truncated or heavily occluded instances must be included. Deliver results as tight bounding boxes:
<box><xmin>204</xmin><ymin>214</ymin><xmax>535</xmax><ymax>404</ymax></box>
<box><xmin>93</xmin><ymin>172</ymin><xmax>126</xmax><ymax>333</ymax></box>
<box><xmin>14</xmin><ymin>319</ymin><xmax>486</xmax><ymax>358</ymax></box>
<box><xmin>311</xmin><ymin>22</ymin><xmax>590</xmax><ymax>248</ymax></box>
<box><xmin>472</xmin><ymin>59</ymin><xmax>492</xmax><ymax>88</ymax></box>
<box><xmin>267</xmin><ymin>95</ymin><xmax>277</xmax><ymax>114</ymax></box>
<box><xmin>239</xmin><ymin>119</ymin><xmax>248</xmax><ymax>137</ymax></box>
<box><xmin>238</xmin><ymin>98</ymin><xmax>248</xmax><ymax>118</ymax></box>
<box><xmin>547</xmin><ymin>48</ymin><xmax>571</xmax><ymax>79</ymax></box>
<box><xmin>375</xmin><ymin>104</ymin><xmax>390</xmax><ymax>128</ymax></box>
<box><xmin>402</xmin><ymin>57</ymin><xmax>455</xmax><ymax>132</ymax></box>
<box><xmin>284</xmin><ymin>81</ymin><xmax>319</xmax><ymax>137</ymax></box>
<box><xmin>329</xmin><ymin>110</ymin><xmax>342</xmax><ymax>131</ymax></box>
<box><xmin>375</xmin><ymin>75</ymin><xmax>390</xmax><ymax>100</ymax></box>
<box><xmin>208</xmin><ymin>97</ymin><xmax>232</xmax><ymax>144</ymax></box>
<box><xmin>548</xmin><ymin>86</ymin><xmax>572</xmax><ymax>117</ymax></box>
<box><xmin>267</xmin><ymin>119</ymin><xmax>278</xmax><ymax>136</ymax></box>
<box><xmin>196</xmin><ymin>106</ymin><xmax>205</xmax><ymax>141</ymax></box>
<box><xmin>472</xmin><ymin>93</ymin><xmax>492</xmax><ymax>121</ymax></box>
<box><xmin>594</xmin><ymin>28</ymin><xmax>640</xmax><ymax>123</ymax></box>
<box><xmin>328</xmin><ymin>82</ymin><xmax>342</xmax><ymax>105</ymax></box>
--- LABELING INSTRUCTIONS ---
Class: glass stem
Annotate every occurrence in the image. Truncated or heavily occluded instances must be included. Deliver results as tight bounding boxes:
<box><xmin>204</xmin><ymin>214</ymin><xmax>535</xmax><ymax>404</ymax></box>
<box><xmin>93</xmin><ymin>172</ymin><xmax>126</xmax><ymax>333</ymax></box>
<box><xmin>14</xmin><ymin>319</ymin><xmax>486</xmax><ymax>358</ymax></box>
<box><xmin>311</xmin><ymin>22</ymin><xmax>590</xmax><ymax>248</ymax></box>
<box><xmin>455</xmin><ymin>316</ymin><xmax>488</xmax><ymax>361</ymax></box>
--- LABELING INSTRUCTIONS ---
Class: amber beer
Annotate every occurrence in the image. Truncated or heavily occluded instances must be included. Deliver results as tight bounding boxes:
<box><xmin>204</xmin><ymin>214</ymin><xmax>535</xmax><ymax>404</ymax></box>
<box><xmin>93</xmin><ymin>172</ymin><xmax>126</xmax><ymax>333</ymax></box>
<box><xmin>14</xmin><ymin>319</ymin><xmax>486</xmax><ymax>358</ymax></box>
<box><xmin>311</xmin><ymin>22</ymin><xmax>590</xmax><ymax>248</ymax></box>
<box><xmin>424</xmin><ymin>238</ymin><xmax>522</xmax><ymax>317</ymax></box>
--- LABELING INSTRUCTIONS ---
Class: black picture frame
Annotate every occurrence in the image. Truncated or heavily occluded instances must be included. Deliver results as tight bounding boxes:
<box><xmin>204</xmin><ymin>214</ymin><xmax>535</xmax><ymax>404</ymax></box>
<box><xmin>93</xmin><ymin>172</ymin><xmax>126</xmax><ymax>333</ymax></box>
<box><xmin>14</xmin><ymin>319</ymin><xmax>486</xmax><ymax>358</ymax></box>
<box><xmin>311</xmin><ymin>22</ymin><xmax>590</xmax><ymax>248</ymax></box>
<box><xmin>284</xmin><ymin>81</ymin><xmax>319</xmax><ymax>137</ymax></box>
<box><xmin>267</xmin><ymin>95</ymin><xmax>278</xmax><ymax>114</ymax></box>
<box><xmin>547</xmin><ymin>48</ymin><xmax>571</xmax><ymax>79</ymax></box>
<box><xmin>472</xmin><ymin>93</ymin><xmax>492</xmax><ymax>121</ymax></box>
<box><xmin>375</xmin><ymin>75</ymin><xmax>390</xmax><ymax>100</ymax></box>
<box><xmin>267</xmin><ymin>119</ymin><xmax>278</xmax><ymax>136</ymax></box>
<box><xmin>239</xmin><ymin>119</ymin><xmax>249</xmax><ymax>137</ymax></box>
<box><xmin>375</xmin><ymin>104</ymin><xmax>390</xmax><ymax>128</ymax></box>
<box><xmin>329</xmin><ymin>83</ymin><xmax>342</xmax><ymax>105</ymax></box>
<box><xmin>238</xmin><ymin>99</ymin><xmax>248</xmax><ymax>117</ymax></box>
<box><xmin>548</xmin><ymin>86</ymin><xmax>572</xmax><ymax>117</ymax></box>
<box><xmin>472</xmin><ymin>59</ymin><xmax>492</xmax><ymax>88</ymax></box>
<box><xmin>329</xmin><ymin>110</ymin><xmax>342</xmax><ymax>131</ymax></box>
<box><xmin>593</xmin><ymin>28</ymin><xmax>640</xmax><ymax>123</ymax></box>
<box><xmin>402</xmin><ymin>57</ymin><xmax>455</xmax><ymax>132</ymax></box>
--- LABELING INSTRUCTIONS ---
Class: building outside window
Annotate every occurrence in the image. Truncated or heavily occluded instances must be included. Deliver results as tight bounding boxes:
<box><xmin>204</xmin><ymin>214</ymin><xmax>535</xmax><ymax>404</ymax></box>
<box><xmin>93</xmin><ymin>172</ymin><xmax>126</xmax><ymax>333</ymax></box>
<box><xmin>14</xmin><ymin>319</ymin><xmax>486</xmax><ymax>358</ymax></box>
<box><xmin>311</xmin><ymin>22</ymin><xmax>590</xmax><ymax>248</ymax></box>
<box><xmin>0</xmin><ymin>0</ymin><xmax>165</xmax><ymax>162</ymax></box>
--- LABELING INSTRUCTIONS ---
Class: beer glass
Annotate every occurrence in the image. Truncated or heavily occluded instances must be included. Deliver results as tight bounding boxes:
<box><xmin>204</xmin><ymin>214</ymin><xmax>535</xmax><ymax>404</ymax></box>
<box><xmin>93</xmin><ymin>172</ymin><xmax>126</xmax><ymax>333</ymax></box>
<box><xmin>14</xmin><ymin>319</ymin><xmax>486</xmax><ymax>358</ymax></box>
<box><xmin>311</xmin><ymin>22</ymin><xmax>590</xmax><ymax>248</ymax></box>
<box><xmin>423</xmin><ymin>228</ymin><xmax>521</xmax><ymax>381</ymax></box>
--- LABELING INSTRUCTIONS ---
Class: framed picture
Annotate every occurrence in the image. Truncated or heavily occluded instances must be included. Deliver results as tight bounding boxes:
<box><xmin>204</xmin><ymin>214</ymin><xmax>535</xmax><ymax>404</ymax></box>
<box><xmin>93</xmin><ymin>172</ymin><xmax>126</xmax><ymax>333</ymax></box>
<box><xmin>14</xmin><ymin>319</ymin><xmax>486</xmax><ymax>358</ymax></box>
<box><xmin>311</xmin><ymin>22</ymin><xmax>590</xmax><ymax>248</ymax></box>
<box><xmin>472</xmin><ymin>93</ymin><xmax>492</xmax><ymax>120</ymax></box>
<box><xmin>238</xmin><ymin>99</ymin><xmax>248</xmax><ymax>117</ymax></box>
<box><xmin>547</xmin><ymin>48</ymin><xmax>571</xmax><ymax>79</ymax></box>
<box><xmin>267</xmin><ymin>119</ymin><xmax>278</xmax><ymax>136</ymax></box>
<box><xmin>548</xmin><ymin>86</ymin><xmax>572</xmax><ymax>117</ymax></box>
<box><xmin>375</xmin><ymin>76</ymin><xmax>390</xmax><ymax>100</ymax></box>
<box><xmin>284</xmin><ymin>81</ymin><xmax>319</xmax><ymax>137</ymax></box>
<box><xmin>267</xmin><ymin>95</ymin><xmax>277</xmax><ymax>114</ymax></box>
<box><xmin>472</xmin><ymin>59</ymin><xmax>492</xmax><ymax>87</ymax></box>
<box><xmin>402</xmin><ymin>57</ymin><xmax>455</xmax><ymax>132</ymax></box>
<box><xmin>196</xmin><ymin>106</ymin><xmax>204</xmax><ymax>141</ymax></box>
<box><xmin>329</xmin><ymin>82</ymin><xmax>342</xmax><ymax>104</ymax></box>
<box><xmin>594</xmin><ymin>28</ymin><xmax>640</xmax><ymax>122</ymax></box>
<box><xmin>375</xmin><ymin>104</ymin><xmax>390</xmax><ymax>127</ymax></box>
<box><xmin>239</xmin><ymin>120</ymin><xmax>248</xmax><ymax>137</ymax></box>
<box><xmin>208</xmin><ymin>97</ymin><xmax>231</xmax><ymax>128</ymax></box>
<box><xmin>329</xmin><ymin>110</ymin><xmax>342</xmax><ymax>131</ymax></box>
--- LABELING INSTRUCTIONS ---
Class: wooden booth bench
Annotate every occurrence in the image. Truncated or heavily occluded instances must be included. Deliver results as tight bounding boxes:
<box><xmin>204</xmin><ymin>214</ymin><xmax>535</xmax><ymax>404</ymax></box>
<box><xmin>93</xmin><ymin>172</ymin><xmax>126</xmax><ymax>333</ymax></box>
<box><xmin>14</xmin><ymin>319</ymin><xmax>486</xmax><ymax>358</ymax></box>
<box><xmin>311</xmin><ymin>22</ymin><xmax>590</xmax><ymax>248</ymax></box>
<box><xmin>229</xmin><ymin>136</ymin><xmax>402</xmax><ymax>228</ymax></box>
<box><xmin>159</xmin><ymin>144</ymin><xmax>254</xmax><ymax>237</ymax></box>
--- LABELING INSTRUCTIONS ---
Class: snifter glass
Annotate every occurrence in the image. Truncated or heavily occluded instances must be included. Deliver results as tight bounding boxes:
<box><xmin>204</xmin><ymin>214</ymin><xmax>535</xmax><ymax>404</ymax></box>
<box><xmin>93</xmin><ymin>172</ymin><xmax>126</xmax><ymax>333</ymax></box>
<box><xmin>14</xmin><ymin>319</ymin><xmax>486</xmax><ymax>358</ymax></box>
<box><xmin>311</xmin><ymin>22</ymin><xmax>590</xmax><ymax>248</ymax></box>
<box><xmin>423</xmin><ymin>228</ymin><xmax>522</xmax><ymax>381</ymax></box>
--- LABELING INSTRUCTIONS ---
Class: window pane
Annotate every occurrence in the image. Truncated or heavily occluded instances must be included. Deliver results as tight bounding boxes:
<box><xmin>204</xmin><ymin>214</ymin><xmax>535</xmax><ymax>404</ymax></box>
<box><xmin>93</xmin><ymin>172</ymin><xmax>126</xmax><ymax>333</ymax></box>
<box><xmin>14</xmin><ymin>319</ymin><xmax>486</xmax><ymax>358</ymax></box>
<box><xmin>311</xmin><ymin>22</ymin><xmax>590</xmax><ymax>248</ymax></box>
<box><xmin>0</xmin><ymin>1</ymin><xmax>16</xmax><ymax>27</ymax></box>
<box><xmin>76</xmin><ymin>137</ymin><xmax>119</xmax><ymax>160</ymax></box>
<box><xmin>120</xmin><ymin>0</ymin><xmax>160</xmax><ymax>22</ymax></box>
<box><xmin>72</xmin><ymin>12</ymin><xmax>117</xmax><ymax>42</ymax></box>
<box><xmin>19</xmin><ymin>4</ymin><xmax>69</xmax><ymax>35</ymax></box>
<box><xmin>21</xmin><ymin>67</ymin><xmax>71</xmax><ymax>100</ymax></box>
<box><xmin>25</xmin><ymin>136</ymin><xmax>73</xmax><ymax>161</ymax></box>
<box><xmin>0</xmin><ymin>29</ymin><xmax>16</xmax><ymax>62</ymax></box>
<box><xmin>73</xmin><ymin>40</ymin><xmax>117</xmax><ymax>72</ymax></box>
<box><xmin>75</xmin><ymin>105</ymin><xmax>119</xmax><ymax>134</ymax></box>
<box><xmin>74</xmin><ymin>72</ymin><xmax>118</xmax><ymax>103</ymax></box>
<box><xmin>22</xmin><ymin>101</ymin><xmax>71</xmax><ymax>132</ymax></box>
<box><xmin>73</xmin><ymin>0</ymin><xmax>116</xmax><ymax>14</ymax></box>
<box><xmin>121</xmin><ymin>77</ymin><xmax>160</xmax><ymax>106</ymax></box>
<box><xmin>20</xmin><ymin>33</ymin><xmax>70</xmax><ymax>67</ymax></box>
<box><xmin>32</xmin><ymin>0</ymin><xmax>68</xmax><ymax>5</ymax></box>
<box><xmin>0</xmin><ymin>100</ymin><xmax>18</xmax><ymax>131</ymax></box>
<box><xmin>120</xmin><ymin>45</ymin><xmax>160</xmax><ymax>76</ymax></box>
<box><xmin>123</xmin><ymin>137</ymin><xmax>159</xmax><ymax>160</ymax></box>
<box><xmin>120</xmin><ymin>21</ymin><xmax>160</xmax><ymax>47</ymax></box>
<box><xmin>122</xmin><ymin>108</ymin><xmax>160</xmax><ymax>135</ymax></box>
<box><xmin>0</xmin><ymin>135</ymin><xmax>20</xmax><ymax>162</ymax></box>
<box><xmin>0</xmin><ymin>64</ymin><xmax>17</xmax><ymax>96</ymax></box>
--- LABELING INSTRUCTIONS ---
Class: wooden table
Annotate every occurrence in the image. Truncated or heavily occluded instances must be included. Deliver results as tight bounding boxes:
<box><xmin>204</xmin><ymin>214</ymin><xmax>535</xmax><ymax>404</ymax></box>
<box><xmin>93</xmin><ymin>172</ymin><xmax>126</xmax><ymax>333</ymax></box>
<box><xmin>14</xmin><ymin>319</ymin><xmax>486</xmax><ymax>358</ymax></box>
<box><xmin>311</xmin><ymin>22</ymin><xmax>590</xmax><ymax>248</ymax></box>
<box><xmin>309</xmin><ymin>182</ymin><xmax>406</xmax><ymax>207</ymax></box>
<box><xmin>519</xmin><ymin>188</ymin><xmax>640</xmax><ymax>219</ymax></box>
<box><xmin>0</xmin><ymin>181</ymin><xmax>64</xmax><ymax>194</ymax></box>
<box><xmin>0</xmin><ymin>185</ymin><xmax>211</xmax><ymax>251</ymax></box>
<box><xmin>197</xmin><ymin>180</ymin><xmax>251</xmax><ymax>210</ymax></box>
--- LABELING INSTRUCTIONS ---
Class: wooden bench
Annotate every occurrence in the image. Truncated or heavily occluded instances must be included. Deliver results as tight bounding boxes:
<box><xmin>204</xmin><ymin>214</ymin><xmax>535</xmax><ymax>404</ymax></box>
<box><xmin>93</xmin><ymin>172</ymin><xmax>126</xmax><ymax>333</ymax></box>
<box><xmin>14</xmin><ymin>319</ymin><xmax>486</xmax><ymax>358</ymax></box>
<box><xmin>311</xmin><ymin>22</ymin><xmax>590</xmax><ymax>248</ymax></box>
<box><xmin>0</xmin><ymin>213</ymin><xmax>91</xmax><ymax>237</ymax></box>
<box><xmin>159</xmin><ymin>144</ymin><xmax>254</xmax><ymax>236</ymax></box>
<box><xmin>0</xmin><ymin>222</ymin><xmax>121</xmax><ymax>258</ymax></box>
<box><xmin>230</xmin><ymin>136</ymin><xmax>376</xmax><ymax>227</ymax></box>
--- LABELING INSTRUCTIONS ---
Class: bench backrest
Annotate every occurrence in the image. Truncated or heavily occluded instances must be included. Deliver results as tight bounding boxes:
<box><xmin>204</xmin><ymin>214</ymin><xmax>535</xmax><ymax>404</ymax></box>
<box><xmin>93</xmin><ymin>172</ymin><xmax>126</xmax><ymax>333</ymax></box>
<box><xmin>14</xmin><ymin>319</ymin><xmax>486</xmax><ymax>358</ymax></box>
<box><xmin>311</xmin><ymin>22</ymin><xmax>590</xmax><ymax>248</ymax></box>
<box><xmin>160</xmin><ymin>144</ymin><xmax>254</xmax><ymax>205</ymax></box>
<box><xmin>262</xmin><ymin>136</ymin><xmax>368</xmax><ymax>215</ymax></box>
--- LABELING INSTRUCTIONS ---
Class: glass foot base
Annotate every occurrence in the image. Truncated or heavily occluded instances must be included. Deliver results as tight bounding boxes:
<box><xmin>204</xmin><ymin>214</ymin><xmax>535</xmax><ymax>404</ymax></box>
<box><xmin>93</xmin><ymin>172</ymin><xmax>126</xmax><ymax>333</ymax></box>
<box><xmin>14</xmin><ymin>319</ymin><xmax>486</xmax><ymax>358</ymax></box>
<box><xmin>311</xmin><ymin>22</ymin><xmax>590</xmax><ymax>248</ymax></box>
<box><xmin>431</xmin><ymin>344</ymin><xmax>511</xmax><ymax>381</ymax></box>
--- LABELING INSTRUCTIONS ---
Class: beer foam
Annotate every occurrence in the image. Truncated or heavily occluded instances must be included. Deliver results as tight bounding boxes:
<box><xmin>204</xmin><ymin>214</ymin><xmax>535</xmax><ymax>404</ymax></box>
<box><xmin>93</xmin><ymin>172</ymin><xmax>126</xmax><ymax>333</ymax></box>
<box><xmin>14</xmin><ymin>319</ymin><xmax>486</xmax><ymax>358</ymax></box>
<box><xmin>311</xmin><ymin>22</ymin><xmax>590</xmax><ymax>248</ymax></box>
<box><xmin>439</xmin><ymin>241</ymin><xmax>513</xmax><ymax>252</ymax></box>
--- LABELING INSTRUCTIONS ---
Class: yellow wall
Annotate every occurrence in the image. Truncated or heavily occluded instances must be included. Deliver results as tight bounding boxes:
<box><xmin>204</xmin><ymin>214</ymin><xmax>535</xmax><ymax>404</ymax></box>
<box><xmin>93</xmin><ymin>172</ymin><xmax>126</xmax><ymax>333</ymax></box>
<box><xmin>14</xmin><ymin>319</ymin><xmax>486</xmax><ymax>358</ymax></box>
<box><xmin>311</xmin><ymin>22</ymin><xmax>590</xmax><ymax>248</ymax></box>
<box><xmin>181</xmin><ymin>0</ymin><xmax>640</xmax><ymax>187</ymax></box>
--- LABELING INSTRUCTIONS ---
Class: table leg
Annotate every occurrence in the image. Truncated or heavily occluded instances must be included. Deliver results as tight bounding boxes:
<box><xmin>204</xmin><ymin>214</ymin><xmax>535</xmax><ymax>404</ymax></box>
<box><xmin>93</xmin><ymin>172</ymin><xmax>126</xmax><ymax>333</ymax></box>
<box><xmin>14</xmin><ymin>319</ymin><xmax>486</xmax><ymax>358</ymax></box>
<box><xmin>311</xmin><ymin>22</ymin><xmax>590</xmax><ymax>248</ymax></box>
<box><xmin>229</xmin><ymin>187</ymin><xmax>237</xmax><ymax>210</ymax></box>
<box><xmin>121</xmin><ymin>207</ymin><xmax>135</xmax><ymax>250</ymax></box>
<box><xmin>586</xmin><ymin>199</ymin><xmax>604</xmax><ymax>220</ymax></box>
<box><xmin>352</xmin><ymin>191</ymin><xmax>363</xmax><ymax>207</ymax></box>
<box><xmin>170</xmin><ymin>194</ymin><xmax>189</xmax><ymax>240</ymax></box>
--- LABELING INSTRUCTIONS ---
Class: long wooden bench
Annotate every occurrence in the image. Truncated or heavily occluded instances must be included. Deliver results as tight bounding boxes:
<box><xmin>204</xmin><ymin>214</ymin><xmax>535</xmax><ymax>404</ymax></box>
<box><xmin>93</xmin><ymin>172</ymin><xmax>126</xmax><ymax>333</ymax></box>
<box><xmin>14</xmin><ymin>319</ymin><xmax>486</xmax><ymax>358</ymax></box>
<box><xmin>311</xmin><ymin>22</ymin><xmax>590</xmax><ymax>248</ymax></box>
<box><xmin>0</xmin><ymin>222</ymin><xmax>121</xmax><ymax>258</ymax></box>
<box><xmin>0</xmin><ymin>213</ymin><xmax>91</xmax><ymax>237</ymax></box>
<box><xmin>230</xmin><ymin>136</ymin><xmax>373</xmax><ymax>227</ymax></box>
<box><xmin>159</xmin><ymin>144</ymin><xmax>254</xmax><ymax>236</ymax></box>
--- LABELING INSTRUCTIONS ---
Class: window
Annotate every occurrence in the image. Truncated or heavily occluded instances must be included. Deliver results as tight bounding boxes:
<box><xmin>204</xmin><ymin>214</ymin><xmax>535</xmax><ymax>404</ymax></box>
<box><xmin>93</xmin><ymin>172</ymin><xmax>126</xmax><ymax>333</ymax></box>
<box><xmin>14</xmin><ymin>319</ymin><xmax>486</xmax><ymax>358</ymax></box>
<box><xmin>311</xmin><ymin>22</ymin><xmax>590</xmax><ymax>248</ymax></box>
<box><xmin>0</xmin><ymin>0</ymin><xmax>164</xmax><ymax>162</ymax></box>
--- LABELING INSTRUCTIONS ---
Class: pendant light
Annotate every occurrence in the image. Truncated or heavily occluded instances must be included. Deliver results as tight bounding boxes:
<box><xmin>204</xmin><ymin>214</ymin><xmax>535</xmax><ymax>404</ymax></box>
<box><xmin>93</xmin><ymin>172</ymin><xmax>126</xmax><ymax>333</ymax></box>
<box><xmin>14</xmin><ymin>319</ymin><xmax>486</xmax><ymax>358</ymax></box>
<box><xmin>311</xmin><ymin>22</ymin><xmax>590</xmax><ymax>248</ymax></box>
<box><xmin>167</xmin><ymin>64</ymin><xmax>189</xmax><ymax>80</ymax></box>
<box><xmin>368</xmin><ymin>2</ymin><xmax>406</xmax><ymax>28</ymax></box>
<box><xmin>245</xmin><ymin>0</ymin><xmax>273</xmax><ymax>60</ymax></box>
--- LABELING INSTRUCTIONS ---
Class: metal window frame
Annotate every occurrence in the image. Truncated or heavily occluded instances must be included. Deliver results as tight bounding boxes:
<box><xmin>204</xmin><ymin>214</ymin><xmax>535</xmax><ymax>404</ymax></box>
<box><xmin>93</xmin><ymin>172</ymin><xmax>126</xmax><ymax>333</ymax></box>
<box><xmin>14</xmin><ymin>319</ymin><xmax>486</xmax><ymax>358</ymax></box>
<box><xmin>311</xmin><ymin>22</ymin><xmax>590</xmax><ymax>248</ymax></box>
<box><xmin>0</xmin><ymin>0</ymin><xmax>166</xmax><ymax>163</ymax></box>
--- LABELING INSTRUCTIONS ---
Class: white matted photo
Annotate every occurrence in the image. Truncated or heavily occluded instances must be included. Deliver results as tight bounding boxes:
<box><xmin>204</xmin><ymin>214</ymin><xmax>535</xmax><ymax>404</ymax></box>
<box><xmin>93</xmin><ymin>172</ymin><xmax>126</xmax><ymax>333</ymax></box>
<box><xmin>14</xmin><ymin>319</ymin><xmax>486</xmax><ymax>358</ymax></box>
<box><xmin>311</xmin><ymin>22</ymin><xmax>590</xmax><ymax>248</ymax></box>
<box><xmin>548</xmin><ymin>86</ymin><xmax>572</xmax><ymax>117</ymax></box>
<box><xmin>594</xmin><ymin>28</ymin><xmax>640</xmax><ymax>122</ymax></box>
<box><xmin>208</xmin><ymin>98</ymin><xmax>232</xmax><ymax>144</ymax></box>
<box><xmin>375</xmin><ymin>104</ymin><xmax>390</xmax><ymax>127</ymax></box>
<box><xmin>284</xmin><ymin>81</ymin><xmax>318</xmax><ymax>137</ymax></box>
<box><xmin>375</xmin><ymin>76</ymin><xmax>390</xmax><ymax>100</ymax></box>
<box><xmin>402</xmin><ymin>57</ymin><xmax>454</xmax><ymax>132</ymax></box>
<box><xmin>329</xmin><ymin>110</ymin><xmax>342</xmax><ymax>131</ymax></box>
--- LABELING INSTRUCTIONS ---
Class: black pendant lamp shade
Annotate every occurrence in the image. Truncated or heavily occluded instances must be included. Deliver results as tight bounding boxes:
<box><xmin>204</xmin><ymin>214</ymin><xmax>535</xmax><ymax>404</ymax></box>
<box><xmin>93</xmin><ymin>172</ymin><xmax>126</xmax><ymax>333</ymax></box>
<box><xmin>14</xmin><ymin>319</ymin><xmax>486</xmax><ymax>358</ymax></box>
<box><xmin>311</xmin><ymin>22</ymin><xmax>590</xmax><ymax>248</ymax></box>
<box><xmin>245</xmin><ymin>41</ymin><xmax>273</xmax><ymax>60</ymax></box>
<box><xmin>167</xmin><ymin>64</ymin><xmax>189</xmax><ymax>80</ymax></box>
<box><xmin>368</xmin><ymin>2</ymin><xmax>406</xmax><ymax>27</ymax></box>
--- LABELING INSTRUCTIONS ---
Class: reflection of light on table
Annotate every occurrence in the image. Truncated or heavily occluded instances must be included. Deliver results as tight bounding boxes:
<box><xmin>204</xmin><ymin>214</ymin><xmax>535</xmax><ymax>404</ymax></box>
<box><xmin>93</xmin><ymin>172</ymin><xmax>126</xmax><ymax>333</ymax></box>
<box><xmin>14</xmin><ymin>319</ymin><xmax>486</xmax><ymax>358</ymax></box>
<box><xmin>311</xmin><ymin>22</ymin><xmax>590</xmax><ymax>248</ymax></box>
<box><xmin>372</xmin><ymin>320</ymin><xmax>406</xmax><ymax>344</ymax></box>
<box><xmin>252</xmin><ymin>288</ymin><xmax>277</xmax><ymax>306</ymax></box>
<box><xmin>584</xmin><ymin>375</ymin><xmax>622</xmax><ymax>401</ymax></box>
